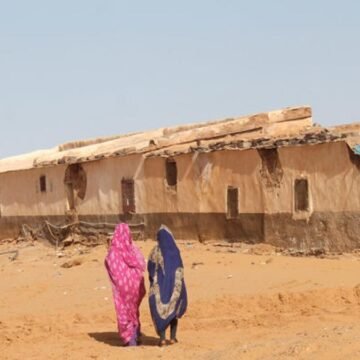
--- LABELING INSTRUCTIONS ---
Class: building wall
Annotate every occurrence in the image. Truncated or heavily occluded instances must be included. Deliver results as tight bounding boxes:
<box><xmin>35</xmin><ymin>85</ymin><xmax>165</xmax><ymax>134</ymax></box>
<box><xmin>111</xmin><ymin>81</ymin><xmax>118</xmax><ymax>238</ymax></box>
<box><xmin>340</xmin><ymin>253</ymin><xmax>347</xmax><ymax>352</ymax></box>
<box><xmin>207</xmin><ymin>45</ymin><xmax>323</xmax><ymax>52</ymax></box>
<box><xmin>141</xmin><ymin>150</ymin><xmax>264</xmax><ymax>241</ymax></box>
<box><xmin>0</xmin><ymin>165</ymin><xmax>67</xmax><ymax>217</ymax></box>
<box><xmin>140</xmin><ymin>141</ymin><xmax>360</xmax><ymax>249</ymax></box>
<box><xmin>76</xmin><ymin>154</ymin><xmax>144</xmax><ymax>216</ymax></box>
<box><xmin>263</xmin><ymin>141</ymin><xmax>360</xmax><ymax>251</ymax></box>
<box><xmin>0</xmin><ymin>154</ymin><xmax>145</xmax><ymax>237</ymax></box>
<box><xmin>0</xmin><ymin>165</ymin><xmax>68</xmax><ymax>237</ymax></box>
<box><xmin>1</xmin><ymin>141</ymin><xmax>360</xmax><ymax>251</ymax></box>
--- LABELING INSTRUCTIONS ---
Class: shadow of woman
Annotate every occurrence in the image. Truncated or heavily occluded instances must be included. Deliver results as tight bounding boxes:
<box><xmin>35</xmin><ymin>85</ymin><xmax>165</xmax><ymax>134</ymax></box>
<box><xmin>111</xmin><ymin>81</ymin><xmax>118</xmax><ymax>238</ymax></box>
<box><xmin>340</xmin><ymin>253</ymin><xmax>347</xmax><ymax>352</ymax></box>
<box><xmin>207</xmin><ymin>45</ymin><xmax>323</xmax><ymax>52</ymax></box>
<box><xmin>88</xmin><ymin>332</ymin><xmax>159</xmax><ymax>347</ymax></box>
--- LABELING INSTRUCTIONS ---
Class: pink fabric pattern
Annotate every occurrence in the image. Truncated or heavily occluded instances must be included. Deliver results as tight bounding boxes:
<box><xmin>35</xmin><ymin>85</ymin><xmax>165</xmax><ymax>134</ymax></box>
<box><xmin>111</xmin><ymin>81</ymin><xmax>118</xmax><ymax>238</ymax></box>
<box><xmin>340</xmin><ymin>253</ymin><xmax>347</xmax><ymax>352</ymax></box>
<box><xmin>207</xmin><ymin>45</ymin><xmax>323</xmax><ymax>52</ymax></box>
<box><xmin>105</xmin><ymin>223</ymin><xmax>146</xmax><ymax>344</ymax></box>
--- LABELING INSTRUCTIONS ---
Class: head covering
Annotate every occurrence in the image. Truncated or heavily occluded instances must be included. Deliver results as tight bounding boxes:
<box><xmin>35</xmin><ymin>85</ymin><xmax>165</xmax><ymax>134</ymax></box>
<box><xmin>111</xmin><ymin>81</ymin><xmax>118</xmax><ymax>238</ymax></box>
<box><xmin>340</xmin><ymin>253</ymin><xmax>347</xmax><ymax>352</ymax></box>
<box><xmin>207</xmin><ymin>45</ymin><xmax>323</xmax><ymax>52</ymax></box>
<box><xmin>148</xmin><ymin>225</ymin><xmax>187</xmax><ymax>333</ymax></box>
<box><xmin>105</xmin><ymin>223</ymin><xmax>146</xmax><ymax>344</ymax></box>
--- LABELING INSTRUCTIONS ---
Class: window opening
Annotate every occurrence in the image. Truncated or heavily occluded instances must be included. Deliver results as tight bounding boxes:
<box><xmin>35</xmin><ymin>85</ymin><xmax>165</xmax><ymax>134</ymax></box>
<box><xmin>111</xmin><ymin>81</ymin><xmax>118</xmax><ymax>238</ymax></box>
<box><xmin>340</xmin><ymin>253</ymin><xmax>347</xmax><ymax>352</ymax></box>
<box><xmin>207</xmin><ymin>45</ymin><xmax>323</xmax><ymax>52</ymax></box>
<box><xmin>40</xmin><ymin>175</ymin><xmax>47</xmax><ymax>193</ymax></box>
<box><xmin>166</xmin><ymin>158</ymin><xmax>177</xmax><ymax>187</ymax></box>
<box><xmin>122</xmin><ymin>178</ymin><xmax>135</xmax><ymax>213</ymax></box>
<box><xmin>295</xmin><ymin>179</ymin><xmax>309</xmax><ymax>212</ymax></box>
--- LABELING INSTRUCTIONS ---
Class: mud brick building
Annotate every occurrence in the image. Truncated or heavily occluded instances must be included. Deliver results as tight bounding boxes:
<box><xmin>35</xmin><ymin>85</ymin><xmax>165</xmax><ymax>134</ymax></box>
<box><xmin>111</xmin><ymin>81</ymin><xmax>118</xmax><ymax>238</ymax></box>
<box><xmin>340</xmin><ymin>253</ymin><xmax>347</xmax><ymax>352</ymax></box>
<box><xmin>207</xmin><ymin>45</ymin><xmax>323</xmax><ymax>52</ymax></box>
<box><xmin>1</xmin><ymin>106</ymin><xmax>360</xmax><ymax>251</ymax></box>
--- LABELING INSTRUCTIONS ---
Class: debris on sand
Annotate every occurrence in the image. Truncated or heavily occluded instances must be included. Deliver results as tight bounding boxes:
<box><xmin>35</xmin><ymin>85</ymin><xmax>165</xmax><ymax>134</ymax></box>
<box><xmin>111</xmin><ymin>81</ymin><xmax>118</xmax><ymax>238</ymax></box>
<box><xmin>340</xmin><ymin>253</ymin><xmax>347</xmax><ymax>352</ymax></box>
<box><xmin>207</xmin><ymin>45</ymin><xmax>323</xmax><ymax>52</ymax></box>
<box><xmin>281</xmin><ymin>247</ymin><xmax>326</xmax><ymax>258</ymax></box>
<box><xmin>227</xmin><ymin>249</ymin><xmax>237</xmax><ymax>253</ymax></box>
<box><xmin>0</xmin><ymin>250</ymin><xmax>19</xmax><ymax>261</ymax></box>
<box><xmin>213</xmin><ymin>242</ymin><xmax>242</xmax><ymax>249</ymax></box>
<box><xmin>1</xmin><ymin>221</ymin><xmax>113</xmax><ymax>249</ymax></box>
<box><xmin>245</xmin><ymin>244</ymin><xmax>277</xmax><ymax>256</ymax></box>
<box><xmin>60</xmin><ymin>258</ymin><xmax>83</xmax><ymax>269</ymax></box>
<box><xmin>191</xmin><ymin>262</ymin><xmax>204</xmax><ymax>269</ymax></box>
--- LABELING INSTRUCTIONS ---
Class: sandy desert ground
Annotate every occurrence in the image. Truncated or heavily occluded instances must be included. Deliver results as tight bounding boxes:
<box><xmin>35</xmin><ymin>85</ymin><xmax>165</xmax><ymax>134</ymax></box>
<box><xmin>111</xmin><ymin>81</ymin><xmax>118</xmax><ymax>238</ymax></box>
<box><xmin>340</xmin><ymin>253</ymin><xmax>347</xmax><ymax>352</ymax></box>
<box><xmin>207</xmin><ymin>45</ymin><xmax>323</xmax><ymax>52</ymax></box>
<box><xmin>1</xmin><ymin>239</ymin><xmax>360</xmax><ymax>360</ymax></box>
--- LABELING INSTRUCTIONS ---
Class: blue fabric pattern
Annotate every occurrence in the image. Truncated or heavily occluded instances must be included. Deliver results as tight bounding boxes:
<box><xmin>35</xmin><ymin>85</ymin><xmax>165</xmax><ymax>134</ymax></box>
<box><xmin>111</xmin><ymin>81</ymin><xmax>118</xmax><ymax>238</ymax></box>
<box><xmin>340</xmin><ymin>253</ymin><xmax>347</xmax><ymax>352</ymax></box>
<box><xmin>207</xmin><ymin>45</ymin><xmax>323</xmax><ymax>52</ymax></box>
<box><xmin>148</xmin><ymin>226</ymin><xmax>188</xmax><ymax>333</ymax></box>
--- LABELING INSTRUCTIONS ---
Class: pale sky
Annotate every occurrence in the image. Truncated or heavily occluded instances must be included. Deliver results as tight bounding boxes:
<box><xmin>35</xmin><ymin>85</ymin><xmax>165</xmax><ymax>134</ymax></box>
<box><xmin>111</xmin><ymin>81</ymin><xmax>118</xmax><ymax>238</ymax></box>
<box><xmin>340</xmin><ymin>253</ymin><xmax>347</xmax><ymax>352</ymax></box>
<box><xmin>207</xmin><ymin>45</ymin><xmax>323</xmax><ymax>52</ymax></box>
<box><xmin>1</xmin><ymin>0</ymin><xmax>360</xmax><ymax>158</ymax></box>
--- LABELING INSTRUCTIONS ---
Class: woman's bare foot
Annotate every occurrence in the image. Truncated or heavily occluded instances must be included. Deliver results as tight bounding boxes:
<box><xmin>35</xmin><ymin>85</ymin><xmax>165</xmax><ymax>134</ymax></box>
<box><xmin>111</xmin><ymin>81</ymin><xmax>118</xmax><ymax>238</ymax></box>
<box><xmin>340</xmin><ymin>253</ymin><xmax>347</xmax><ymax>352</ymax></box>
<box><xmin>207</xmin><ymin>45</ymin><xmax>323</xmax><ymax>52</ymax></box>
<box><xmin>158</xmin><ymin>339</ymin><xmax>166</xmax><ymax>347</ymax></box>
<box><xmin>169</xmin><ymin>338</ymin><xmax>178</xmax><ymax>345</ymax></box>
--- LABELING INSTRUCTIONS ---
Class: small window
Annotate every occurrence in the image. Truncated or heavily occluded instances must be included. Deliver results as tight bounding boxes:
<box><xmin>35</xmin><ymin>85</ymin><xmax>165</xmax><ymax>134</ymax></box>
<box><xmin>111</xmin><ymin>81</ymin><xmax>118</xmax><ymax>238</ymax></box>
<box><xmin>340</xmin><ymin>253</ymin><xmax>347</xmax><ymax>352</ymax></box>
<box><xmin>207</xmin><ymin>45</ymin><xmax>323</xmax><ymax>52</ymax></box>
<box><xmin>39</xmin><ymin>175</ymin><xmax>47</xmax><ymax>193</ymax></box>
<box><xmin>227</xmin><ymin>187</ymin><xmax>239</xmax><ymax>218</ymax></box>
<box><xmin>122</xmin><ymin>178</ymin><xmax>135</xmax><ymax>213</ymax></box>
<box><xmin>166</xmin><ymin>158</ymin><xmax>177</xmax><ymax>187</ymax></box>
<box><xmin>295</xmin><ymin>179</ymin><xmax>309</xmax><ymax>212</ymax></box>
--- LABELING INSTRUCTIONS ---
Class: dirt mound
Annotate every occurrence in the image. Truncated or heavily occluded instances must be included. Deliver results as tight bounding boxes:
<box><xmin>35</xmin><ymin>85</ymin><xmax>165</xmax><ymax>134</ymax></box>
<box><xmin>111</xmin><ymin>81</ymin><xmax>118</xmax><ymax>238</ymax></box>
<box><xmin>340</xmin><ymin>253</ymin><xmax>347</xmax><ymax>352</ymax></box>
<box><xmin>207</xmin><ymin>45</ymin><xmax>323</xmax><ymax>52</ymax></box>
<box><xmin>187</xmin><ymin>285</ymin><xmax>360</xmax><ymax>330</ymax></box>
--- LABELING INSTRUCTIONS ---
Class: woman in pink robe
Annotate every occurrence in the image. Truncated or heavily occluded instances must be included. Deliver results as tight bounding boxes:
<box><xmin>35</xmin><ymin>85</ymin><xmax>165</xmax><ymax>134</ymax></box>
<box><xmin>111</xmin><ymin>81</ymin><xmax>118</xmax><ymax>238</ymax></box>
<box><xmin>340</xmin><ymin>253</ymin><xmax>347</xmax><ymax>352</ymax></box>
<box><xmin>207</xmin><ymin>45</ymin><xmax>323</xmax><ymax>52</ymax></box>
<box><xmin>105</xmin><ymin>223</ymin><xmax>146</xmax><ymax>346</ymax></box>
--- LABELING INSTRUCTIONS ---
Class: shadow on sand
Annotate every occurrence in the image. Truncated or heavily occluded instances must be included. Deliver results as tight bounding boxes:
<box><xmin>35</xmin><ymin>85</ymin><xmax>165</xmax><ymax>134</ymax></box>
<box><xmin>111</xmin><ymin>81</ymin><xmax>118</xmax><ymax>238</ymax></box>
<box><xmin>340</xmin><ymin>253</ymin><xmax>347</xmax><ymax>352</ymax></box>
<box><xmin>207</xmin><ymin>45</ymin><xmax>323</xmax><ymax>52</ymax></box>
<box><xmin>88</xmin><ymin>332</ymin><xmax>159</xmax><ymax>347</ymax></box>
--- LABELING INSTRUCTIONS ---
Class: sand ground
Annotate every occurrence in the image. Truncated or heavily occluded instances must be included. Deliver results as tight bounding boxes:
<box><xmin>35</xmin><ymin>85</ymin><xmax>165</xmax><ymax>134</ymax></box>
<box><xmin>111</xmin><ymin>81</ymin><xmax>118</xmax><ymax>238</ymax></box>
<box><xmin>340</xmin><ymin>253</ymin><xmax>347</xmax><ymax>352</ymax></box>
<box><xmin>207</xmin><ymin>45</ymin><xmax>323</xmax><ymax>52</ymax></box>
<box><xmin>1</xmin><ymin>239</ymin><xmax>360</xmax><ymax>360</ymax></box>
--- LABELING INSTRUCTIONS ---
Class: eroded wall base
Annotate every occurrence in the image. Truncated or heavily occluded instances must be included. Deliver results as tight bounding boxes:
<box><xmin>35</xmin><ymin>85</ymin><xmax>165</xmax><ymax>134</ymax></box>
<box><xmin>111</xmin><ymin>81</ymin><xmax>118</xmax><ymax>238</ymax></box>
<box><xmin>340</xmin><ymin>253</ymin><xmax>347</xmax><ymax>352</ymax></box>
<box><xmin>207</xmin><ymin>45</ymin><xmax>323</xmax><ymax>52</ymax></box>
<box><xmin>265</xmin><ymin>212</ymin><xmax>360</xmax><ymax>252</ymax></box>
<box><xmin>0</xmin><ymin>215</ymin><xmax>67</xmax><ymax>239</ymax></box>
<box><xmin>1</xmin><ymin>212</ymin><xmax>360</xmax><ymax>251</ymax></box>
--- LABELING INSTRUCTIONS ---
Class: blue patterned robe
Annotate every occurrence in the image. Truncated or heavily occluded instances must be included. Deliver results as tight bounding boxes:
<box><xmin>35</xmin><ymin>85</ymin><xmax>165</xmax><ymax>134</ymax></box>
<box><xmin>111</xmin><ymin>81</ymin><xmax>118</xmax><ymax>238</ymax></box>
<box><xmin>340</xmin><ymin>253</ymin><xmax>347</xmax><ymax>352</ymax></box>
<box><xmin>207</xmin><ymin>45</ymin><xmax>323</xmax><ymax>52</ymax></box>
<box><xmin>148</xmin><ymin>225</ymin><xmax>188</xmax><ymax>333</ymax></box>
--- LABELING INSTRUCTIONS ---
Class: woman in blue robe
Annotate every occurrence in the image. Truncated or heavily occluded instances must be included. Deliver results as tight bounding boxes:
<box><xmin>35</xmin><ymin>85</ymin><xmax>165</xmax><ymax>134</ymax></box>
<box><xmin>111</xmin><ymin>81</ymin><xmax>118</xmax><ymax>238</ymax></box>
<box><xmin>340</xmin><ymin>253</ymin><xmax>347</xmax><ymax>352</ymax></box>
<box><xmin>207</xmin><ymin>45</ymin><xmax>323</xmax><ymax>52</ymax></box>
<box><xmin>148</xmin><ymin>225</ymin><xmax>187</xmax><ymax>346</ymax></box>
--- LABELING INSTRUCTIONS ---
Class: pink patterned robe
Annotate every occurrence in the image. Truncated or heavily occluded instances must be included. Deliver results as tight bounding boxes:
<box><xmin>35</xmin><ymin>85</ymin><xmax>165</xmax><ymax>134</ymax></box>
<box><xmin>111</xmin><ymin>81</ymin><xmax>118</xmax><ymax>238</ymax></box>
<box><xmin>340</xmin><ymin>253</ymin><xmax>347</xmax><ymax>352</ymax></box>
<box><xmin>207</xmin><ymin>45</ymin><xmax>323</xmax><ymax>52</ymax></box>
<box><xmin>105</xmin><ymin>223</ymin><xmax>146</xmax><ymax>344</ymax></box>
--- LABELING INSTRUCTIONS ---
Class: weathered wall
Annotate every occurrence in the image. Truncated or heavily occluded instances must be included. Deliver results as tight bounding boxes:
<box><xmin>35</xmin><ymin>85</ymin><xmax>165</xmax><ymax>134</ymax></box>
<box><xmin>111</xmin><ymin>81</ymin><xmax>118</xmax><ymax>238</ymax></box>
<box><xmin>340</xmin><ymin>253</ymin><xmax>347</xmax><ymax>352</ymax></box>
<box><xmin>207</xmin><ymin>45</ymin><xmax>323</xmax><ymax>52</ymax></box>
<box><xmin>75</xmin><ymin>155</ymin><xmax>144</xmax><ymax>215</ymax></box>
<box><xmin>263</xmin><ymin>141</ymin><xmax>360</xmax><ymax>251</ymax></box>
<box><xmin>0</xmin><ymin>165</ymin><xmax>67</xmax><ymax>237</ymax></box>
<box><xmin>0</xmin><ymin>165</ymin><xmax>67</xmax><ymax>217</ymax></box>
<box><xmin>1</xmin><ymin>141</ymin><xmax>360</xmax><ymax>251</ymax></box>
<box><xmin>0</xmin><ymin>155</ymin><xmax>144</xmax><ymax>238</ymax></box>
<box><xmin>141</xmin><ymin>141</ymin><xmax>360</xmax><ymax>249</ymax></box>
<box><xmin>141</xmin><ymin>150</ymin><xmax>264</xmax><ymax>241</ymax></box>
